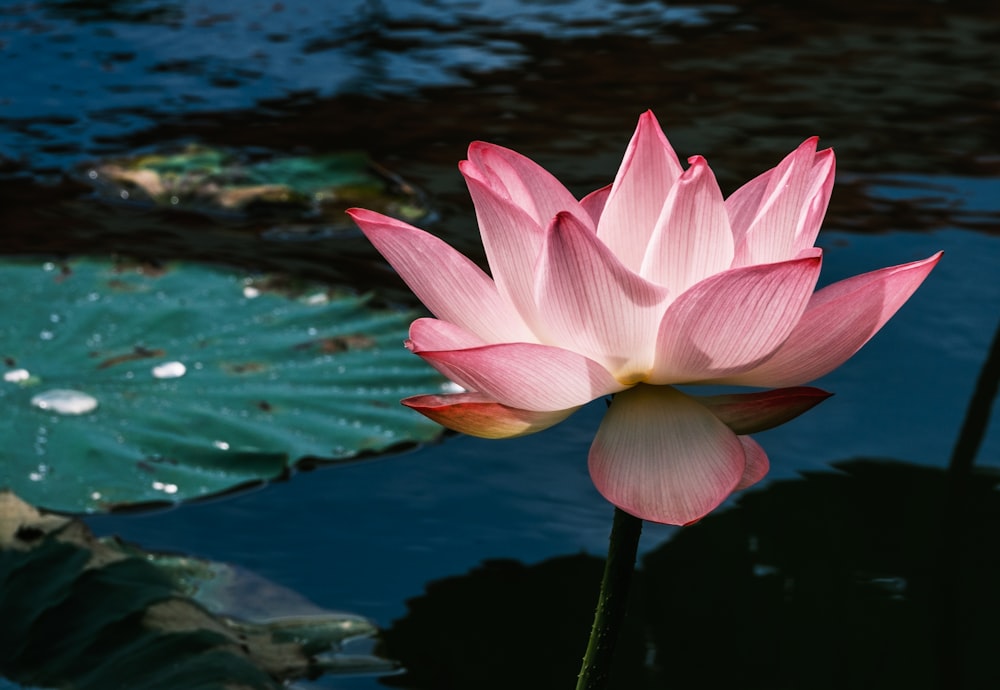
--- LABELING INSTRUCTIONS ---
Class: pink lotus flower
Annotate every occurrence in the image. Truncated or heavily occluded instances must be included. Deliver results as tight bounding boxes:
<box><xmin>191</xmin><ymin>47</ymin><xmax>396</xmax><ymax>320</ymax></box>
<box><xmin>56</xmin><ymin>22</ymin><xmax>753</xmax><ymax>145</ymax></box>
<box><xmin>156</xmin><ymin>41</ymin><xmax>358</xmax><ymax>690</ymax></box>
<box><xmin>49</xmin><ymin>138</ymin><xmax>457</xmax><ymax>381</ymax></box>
<box><xmin>348</xmin><ymin>111</ymin><xmax>941</xmax><ymax>525</ymax></box>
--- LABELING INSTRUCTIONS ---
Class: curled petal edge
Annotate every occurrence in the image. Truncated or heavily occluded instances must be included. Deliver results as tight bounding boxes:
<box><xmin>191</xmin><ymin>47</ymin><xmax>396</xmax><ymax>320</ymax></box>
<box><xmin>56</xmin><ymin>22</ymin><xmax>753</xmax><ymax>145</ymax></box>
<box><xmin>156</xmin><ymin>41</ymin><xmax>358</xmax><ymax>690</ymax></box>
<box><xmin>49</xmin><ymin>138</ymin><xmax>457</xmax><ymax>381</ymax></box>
<box><xmin>407</xmin><ymin>317</ymin><xmax>488</xmax><ymax>352</ymax></box>
<box><xmin>464</xmin><ymin>141</ymin><xmax>589</xmax><ymax>229</ymax></box>
<box><xmin>734</xmin><ymin>436</ymin><xmax>769</xmax><ymax>491</ymax></box>
<box><xmin>403</xmin><ymin>392</ymin><xmax>578</xmax><ymax>439</ymax></box>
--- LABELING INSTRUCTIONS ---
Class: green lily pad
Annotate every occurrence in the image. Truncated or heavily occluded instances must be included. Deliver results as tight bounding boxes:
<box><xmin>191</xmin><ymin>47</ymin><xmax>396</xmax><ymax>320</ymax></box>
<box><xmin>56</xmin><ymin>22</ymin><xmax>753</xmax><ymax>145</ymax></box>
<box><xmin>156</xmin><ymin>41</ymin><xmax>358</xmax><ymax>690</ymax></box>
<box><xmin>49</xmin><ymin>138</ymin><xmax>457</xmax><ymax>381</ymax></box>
<box><xmin>84</xmin><ymin>145</ymin><xmax>430</xmax><ymax>232</ymax></box>
<box><xmin>0</xmin><ymin>258</ymin><xmax>447</xmax><ymax>513</ymax></box>
<box><xmin>0</xmin><ymin>491</ymin><xmax>394</xmax><ymax>689</ymax></box>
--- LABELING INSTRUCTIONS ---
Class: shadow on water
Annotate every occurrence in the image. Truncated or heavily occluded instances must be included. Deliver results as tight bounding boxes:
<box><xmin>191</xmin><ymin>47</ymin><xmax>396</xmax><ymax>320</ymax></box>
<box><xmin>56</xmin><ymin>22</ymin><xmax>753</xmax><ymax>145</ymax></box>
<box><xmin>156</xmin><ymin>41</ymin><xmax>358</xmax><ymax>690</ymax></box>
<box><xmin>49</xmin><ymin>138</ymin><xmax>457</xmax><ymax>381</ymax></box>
<box><xmin>375</xmin><ymin>459</ymin><xmax>1000</xmax><ymax>690</ymax></box>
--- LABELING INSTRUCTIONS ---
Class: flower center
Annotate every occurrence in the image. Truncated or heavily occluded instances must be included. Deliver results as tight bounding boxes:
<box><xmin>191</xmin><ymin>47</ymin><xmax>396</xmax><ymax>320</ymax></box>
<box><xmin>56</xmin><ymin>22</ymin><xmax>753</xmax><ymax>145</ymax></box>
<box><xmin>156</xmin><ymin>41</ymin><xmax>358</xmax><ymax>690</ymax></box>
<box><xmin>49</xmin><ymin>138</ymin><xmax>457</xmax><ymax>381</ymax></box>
<box><xmin>615</xmin><ymin>371</ymin><xmax>648</xmax><ymax>387</ymax></box>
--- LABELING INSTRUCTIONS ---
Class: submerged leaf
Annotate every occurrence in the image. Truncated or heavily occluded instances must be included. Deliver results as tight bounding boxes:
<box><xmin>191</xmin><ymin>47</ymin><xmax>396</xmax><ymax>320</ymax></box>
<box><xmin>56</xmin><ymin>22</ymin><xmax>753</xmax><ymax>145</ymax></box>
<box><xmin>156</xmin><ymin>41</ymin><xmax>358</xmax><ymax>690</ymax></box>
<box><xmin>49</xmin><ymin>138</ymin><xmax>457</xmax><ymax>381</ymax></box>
<box><xmin>84</xmin><ymin>145</ymin><xmax>431</xmax><ymax>232</ymax></box>
<box><xmin>0</xmin><ymin>491</ymin><xmax>394</xmax><ymax>689</ymax></box>
<box><xmin>0</xmin><ymin>258</ymin><xmax>447</xmax><ymax>513</ymax></box>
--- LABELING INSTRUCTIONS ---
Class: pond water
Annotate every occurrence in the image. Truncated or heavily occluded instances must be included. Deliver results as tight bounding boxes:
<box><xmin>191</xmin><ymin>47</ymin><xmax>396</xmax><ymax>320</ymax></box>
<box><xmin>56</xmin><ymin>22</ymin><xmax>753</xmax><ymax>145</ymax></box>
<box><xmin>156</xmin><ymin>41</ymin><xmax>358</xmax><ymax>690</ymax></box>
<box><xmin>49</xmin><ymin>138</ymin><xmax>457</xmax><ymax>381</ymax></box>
<box><xmin>2</xmin><ymin>1</ymin><xmax>1000</xmax><ymax>689</ymax></box>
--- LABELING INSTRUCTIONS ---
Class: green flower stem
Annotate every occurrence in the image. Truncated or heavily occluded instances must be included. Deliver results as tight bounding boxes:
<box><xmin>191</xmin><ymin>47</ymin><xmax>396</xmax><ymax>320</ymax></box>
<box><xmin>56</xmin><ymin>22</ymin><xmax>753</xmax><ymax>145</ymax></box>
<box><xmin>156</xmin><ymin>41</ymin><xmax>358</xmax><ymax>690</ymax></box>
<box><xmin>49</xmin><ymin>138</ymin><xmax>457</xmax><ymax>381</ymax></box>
<box><xmin>576</xmin><ymin>506</ymin><xmax>643</xmax><ymax>690</ymax></box>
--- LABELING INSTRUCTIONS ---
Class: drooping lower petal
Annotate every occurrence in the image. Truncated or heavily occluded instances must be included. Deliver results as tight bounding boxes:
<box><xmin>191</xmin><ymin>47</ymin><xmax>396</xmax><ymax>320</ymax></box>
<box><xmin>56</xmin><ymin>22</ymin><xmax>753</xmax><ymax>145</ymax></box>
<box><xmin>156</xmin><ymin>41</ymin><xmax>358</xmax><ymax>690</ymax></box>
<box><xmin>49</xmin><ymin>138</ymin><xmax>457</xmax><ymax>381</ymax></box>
<box><xmin>588</xmin><ymin>385</ymin><xmax>747</xmax><ymax>525</ymax></box>
<box><xmin>347</xmin><ymin>208</ymin><xmax>534</xmax><ymax>343</ymax></box>
<box><xmin>734</xmin><ymin>436</ymin><xmax>769</xmax><ymax>490</ymax></box>
<box><xmin>597</xmin><ymin>110</ymin><xmax>684</xmax><ymax>272</ymax></box>
<box><xmin>697</xmin><ymin>386</ymin><xmax>833</xmax><ymax>435</ymax></box>
<box><xmin>718</xmin><ymin>252</ymin><xmax>943</xmax><ymax>387</ymax></box>
<box><xmin>535</xmin><ymin>211</ymin><xmax>671</xmax><ymax>379</ymax></box>
<box><xmin>417</xmin><ymin>342</ymin><xmax>626</xmax><ymax>412</ymax></box>
<box><xmin>650</xmin><ymin>254</ymin><xmax>823</xmax><ymax>383</ymax></box>
<box><xmin>402</xmin><ymin>392</ymin><xmax>578</xmax><ymax>439</ymax></box>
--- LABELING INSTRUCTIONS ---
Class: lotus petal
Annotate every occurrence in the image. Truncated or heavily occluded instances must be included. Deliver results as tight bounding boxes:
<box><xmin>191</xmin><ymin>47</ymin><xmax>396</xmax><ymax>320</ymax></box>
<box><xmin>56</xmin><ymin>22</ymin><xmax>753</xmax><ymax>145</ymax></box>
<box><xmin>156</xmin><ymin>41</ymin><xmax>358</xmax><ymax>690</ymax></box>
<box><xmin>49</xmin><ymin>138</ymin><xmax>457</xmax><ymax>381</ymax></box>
<box><xmin>580</xmin><ymin>184</ymin><xmax>612</xmax><ymax>227</ymax></box>
<box><xmin>464</xmin><ymin>141</ymin><xmax>590</xmax><ymax>229</ymax></box>
<box><xmin>719</xmin><ymin>252</ymin><xmax>943</xmax><ymax>387</ymax></box>
<box><xmin>416</xmin><ymin>342</ymin><xmax>626</xmax><ymax>412</ymax></box>
<box><xmin>727</xmin><ymin>139</ymin><xmax>835</xmax><ymax>266</ymax></box>
<box><xmin>641</xmin><ymin>155</ymin><xmax>735</xmax><ymax>293</ymax></box>
<box><xmin>402</xmin><ymin>392</ymin><xmax>577</xmax><ymax>438</ymax></box>
<box><xmin>535</xmin><ymin>211</ymin><xmax>670</xmax><ymax>379</ymax></box>
<box><xmin>597</xmin><ymin>111</ymin><xmax>684</xmax><ymax>271</ymax></box>
<box><xmin>651</xmin><ymin>254</ymin><xmax>822</xmax><ymax>382</ymax></box>
<box><xmin>588</xmin><ymin>385</ymin><xmax>746</xmax><ymax>525</ymax></box>
<box><xmin>698</xmin><ymin>386</ymin><xmax>833</xmax><ymax>434</ymax></box>
<box><xmin>734</xmin><ymin>436</ymin><xmax>769</xmax><ymax>490</ymax></box>
<box><xmin>461</xmin><ymin>171</ymin><xmax>550</xmax><ymax>335</ymax></box>
<box><xmin>407</xmin><ymin>317</ymin><xmax>488</xmax><ymax>351</ymax></box>
<box><xmin>348</xmin><ymin>208</ymin><xmax>534</xmax><ymax>343</ymax></box>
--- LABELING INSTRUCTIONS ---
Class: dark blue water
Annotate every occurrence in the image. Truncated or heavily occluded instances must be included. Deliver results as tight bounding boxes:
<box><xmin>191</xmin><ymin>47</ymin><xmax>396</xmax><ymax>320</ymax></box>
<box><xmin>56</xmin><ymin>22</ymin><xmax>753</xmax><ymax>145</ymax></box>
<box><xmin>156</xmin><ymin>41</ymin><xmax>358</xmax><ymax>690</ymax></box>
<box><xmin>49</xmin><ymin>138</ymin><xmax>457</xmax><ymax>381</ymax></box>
<box><xmin>3</xmin><ymin>1</ymin><xmax>1000</xmax><ymax>688</ymax></box>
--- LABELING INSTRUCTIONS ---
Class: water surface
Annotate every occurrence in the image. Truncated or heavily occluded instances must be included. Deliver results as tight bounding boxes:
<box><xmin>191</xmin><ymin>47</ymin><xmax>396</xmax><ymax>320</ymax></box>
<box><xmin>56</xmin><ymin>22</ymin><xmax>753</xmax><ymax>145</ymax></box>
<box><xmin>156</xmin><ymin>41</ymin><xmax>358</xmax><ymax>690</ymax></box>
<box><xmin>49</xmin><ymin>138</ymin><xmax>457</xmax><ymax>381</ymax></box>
<box><xmin>2</xmin><ymin>1</ymin><xmax>999</xmax><ymax>688</ymax></box>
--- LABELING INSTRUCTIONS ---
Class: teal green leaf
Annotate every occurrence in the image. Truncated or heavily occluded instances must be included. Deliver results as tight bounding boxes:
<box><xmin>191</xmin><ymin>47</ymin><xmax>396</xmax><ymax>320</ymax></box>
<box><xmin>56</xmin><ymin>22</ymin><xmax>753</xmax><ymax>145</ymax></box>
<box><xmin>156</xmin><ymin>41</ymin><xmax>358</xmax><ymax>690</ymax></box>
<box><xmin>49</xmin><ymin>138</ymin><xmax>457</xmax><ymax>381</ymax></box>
<box><xmin>0</xmin><ymin>259</ymin><xmax>447</xmax><ymax>513</ymax></box>
<box><xmin>0</xmin><ymin>491</ymin><xmax>394</xmax><ymax>690</ymax></box>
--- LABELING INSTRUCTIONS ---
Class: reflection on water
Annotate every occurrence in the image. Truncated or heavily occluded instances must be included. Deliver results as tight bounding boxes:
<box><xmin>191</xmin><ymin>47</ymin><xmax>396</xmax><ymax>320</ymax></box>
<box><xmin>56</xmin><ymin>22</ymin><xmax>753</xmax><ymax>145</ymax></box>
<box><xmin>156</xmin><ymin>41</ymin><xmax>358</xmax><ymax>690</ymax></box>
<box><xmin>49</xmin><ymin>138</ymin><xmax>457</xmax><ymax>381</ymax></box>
<box><xmin>0</xmin><ymin>0</ymin><xmax>728</xmax><ymax>171</ymax></box>
<box><xmin>2</xmin><ymin>0</ymin><xmax>998</xmax><ymax>279</ymax></box>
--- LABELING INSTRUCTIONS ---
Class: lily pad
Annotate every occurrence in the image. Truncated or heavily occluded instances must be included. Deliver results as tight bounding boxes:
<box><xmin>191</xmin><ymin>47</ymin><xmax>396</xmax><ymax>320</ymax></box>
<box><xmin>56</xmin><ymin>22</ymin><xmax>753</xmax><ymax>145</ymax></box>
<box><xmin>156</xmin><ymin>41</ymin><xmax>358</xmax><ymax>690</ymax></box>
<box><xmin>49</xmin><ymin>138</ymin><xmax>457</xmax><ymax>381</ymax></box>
<box><xmin>0</xmin><ymin>490</ymin><xmax>394</xmax><ymax>689</ymax></box>
<box><xmin>84</xmin><ymin>145</ymin><xmax>430</xmax><ymax>234</ymax></box>
<box><xmin>0</xmin><ymin>258</ymin><xmax>447</xmax><ymax>513</ymax></box>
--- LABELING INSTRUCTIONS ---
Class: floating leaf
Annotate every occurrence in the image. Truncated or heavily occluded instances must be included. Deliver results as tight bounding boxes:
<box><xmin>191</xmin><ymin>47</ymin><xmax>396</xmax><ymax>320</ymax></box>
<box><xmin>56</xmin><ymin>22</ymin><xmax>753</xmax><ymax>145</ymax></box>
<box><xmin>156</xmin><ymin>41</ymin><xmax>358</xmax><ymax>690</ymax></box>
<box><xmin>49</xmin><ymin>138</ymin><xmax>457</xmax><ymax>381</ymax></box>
<box><xmin>0</xmin><ymin>491</ymin><xmax>394</xmax><ymax>690</ymax></box>
<box><xmin>0</xmin><ymin>258</ymin><xmax>446</xmax><ymax>513</ymax></box>
<box><xmin>84</xmin><ymin>145</ymin><xmax>431</xmax><ymax>235</ymax></box>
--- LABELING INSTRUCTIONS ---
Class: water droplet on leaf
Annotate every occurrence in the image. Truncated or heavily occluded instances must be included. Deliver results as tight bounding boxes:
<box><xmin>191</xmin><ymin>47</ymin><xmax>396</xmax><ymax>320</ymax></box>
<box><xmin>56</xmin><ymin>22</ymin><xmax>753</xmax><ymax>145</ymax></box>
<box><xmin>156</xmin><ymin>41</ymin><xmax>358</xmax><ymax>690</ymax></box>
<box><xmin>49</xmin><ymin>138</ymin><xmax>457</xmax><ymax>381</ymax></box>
<box><xmin>151</xmin><ymin>361</ymin><xmax>187</xmax><ymax>379</ymax></box>
<box><xmin>31</xmin><ymin>389</ymin><xmax>99</xmax><ymax>415</ymax></box>
<box><xmin>4</xmin><ymin>368</ymin><xmax>30</xmax><ymax>383</ymax></box>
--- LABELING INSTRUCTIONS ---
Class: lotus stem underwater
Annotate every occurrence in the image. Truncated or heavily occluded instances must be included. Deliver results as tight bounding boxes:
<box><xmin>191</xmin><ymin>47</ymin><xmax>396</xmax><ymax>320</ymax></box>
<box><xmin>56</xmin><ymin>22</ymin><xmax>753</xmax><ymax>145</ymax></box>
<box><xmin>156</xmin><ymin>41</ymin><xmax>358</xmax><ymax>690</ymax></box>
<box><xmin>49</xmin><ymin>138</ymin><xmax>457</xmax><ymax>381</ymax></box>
<box><xmin>349</xmin><ymin>110</ymin><xmax>940</xmax><ymax>526</ymax></box>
